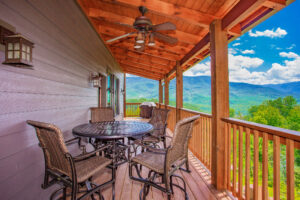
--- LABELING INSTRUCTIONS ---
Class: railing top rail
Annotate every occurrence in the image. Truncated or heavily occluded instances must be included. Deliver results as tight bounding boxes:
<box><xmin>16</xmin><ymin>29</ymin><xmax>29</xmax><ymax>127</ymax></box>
<box><xmin>180</xmin><ymin>108</ymin><xmax>212</xmax><ymax>118</ymax></box>
<box><xmin>222</xmin><ymin>117</ymin><xmax>300</xmax><ymax>142</ymax></box>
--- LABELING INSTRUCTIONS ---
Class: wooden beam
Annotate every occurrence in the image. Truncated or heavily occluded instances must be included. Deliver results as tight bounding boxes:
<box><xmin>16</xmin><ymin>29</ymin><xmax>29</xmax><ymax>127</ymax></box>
<box><xmin>115</xmin><ymin>56</ymin><xmax>169</xmax><ymax>73</ymax></box>
<box><xmin>210</xmin><ymin>19</ymin><xmax>229</xmax><ymax>190</ymax></box>
<box><xmin>118</xmin><ymin>60</ymin><xmax>166</xmax><ymax>75</ymax></box>
<box><xmin>164</xmin><ymin>76</ymin><xmax>169</xmax><ymax>107</ymax></box>
<box><xmin>113</xmin><ymin>53</ymin><xmax>171</xmax><ymax>71</ymax></box>
<box><xmin>123</xmin><ymin>69</ymin><xmax>161</xmax><ymax>80</ymax></box>
<box><xmin>167</xmin><ymin>33</ymin><xmax>210</xmax><ymax>77</ymax></box>
<box><xmin>176</xmin><ymin>61</ymin><xmax>183</xmax><ymax>122</ymax></box>
<box><xmin>110</xmin><ymin>46</ymin><xmax>177</xmax><ymax>63</ymax></box>
<box><xmin>263</xmin><ymin>0</ymin><xmax>286</xmax><ymax>10</ymax></box>
<box><xmin>103</xmin><ymin>0</ymin><xmax>216</xmax><ymax>28</ymax></box>
<box><xmin>111</xmin><ymin>47</ymin><xmax>174</xmax><ymax>66</ymax></box>
<box><xmin>222</xmin><ymin>0</ymin><xmax>266</xmax><ymax>32</ymax></box>
<box><xmin>121</xmin><ymin>64</ymin><xmax>164</xmax><ymax>78</ymax></box>
<box><xmin>159</xmin><ymin>80</ymin><xmax>163</xmax><ymax>108</ymax></box>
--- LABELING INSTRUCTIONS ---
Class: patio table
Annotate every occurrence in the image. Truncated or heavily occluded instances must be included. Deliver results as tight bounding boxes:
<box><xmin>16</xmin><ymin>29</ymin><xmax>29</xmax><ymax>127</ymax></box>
<box><xmin>72</xmin><ymin>121</ymin><xmax>153</xmax><ymax>166</ymax></box>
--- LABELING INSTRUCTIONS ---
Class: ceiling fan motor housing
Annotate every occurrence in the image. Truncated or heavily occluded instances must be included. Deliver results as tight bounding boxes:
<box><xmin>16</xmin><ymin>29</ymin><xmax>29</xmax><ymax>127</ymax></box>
<box><xmin>133</xmin><ymin>16</ymin><xmax>152</xmax><ymax>31</ymax></box>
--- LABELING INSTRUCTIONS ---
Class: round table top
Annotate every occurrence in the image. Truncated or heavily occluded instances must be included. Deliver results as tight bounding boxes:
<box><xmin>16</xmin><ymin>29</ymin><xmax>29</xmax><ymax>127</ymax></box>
<box><xmin>72</xmin><ymin>121</ymin><xmax>153</xmax><ymax>140</ymax></box>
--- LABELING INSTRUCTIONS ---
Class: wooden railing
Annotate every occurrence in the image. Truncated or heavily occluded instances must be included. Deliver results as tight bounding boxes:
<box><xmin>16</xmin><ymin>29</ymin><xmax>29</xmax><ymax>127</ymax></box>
<box><xmin>223</xmin><ymin>118</ymin><xmax>300</xmax><ymax>200</ymax></box>
<box><xmin>165</xmin><ymin>105</ymin><xmax>212</xmax><ymax>171</ymax></box>
<box><xmin>125</xmin><ymin>103</ymin><xmax>141</xmax><ymax>117</ymax></box>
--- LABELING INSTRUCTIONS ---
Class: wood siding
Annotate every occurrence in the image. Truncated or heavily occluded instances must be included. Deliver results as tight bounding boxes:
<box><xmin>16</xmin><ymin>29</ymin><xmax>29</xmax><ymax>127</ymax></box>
<box><xmin>0</xmin><ymin>0</ymin><xmax>123</xmax><ymax>199</ymax></box>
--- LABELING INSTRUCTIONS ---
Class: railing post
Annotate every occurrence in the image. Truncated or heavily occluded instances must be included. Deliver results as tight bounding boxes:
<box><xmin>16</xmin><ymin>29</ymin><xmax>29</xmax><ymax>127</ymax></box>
<box><xmin>176</xmin><ymin>61</ymin><xmax>183</xmax><ymax>122</ymax></box>
<box><xmin>210</xmin><ymin>19</ymin><xmax>229</xmax><ymax>190</ymax></box>
<box><xmin>159</xmin><ymin>79</ymin><xmax>163</xmax><ymax>108</ymax></box>
<box><xmin>164</xmin><ymin>76</ymin><xmax>169</xmax><ymax>109</ymax></box>
<box><xmin>123</xmin><ymin>73</ymin><xmax>126</xmax><ymax>118</ymax></box>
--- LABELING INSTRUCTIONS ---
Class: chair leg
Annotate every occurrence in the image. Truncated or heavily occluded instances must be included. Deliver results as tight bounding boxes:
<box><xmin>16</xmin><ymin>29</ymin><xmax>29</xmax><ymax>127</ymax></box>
<box><xmin>112</xmin><ymin>165</ymin><xmax>116</xmax><ymax>200</ymax></box>
<box><xmin>71</xmin><ymin>182</ymin><xmax>77</xmax><ymax>200</ymax></box>
<box><xmin>63</xmin><ymin>187</ymin><xmax>67</xmax><ymax>200</ymax></box>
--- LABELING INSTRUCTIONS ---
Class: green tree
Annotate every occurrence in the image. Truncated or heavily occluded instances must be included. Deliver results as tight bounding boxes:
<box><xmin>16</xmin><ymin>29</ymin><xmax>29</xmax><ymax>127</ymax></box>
<box><xmin>287</xmin><ymin>105</ymin><xmax>300</xmax><ymax>131</ymax></box>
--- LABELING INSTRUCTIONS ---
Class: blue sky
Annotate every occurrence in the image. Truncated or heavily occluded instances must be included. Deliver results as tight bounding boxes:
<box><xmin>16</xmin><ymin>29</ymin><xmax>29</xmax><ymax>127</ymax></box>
<box><xmin>184</xmin><ymin>0</ymin><xmax>300</xmax><ymax>85</ymax></box>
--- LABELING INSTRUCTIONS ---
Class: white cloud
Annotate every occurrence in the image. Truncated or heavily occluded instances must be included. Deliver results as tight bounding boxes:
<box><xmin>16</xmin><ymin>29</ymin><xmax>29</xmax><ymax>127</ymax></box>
<box><xmin>126</xmin><ymin>74</ymin><xmax>138</xmax><ymax>77</ymax></box>
<box><xmin>183</xmin><ymin>52</ymin><xmax>300</xmax><ymax>84</ymax></box>
<box><xmin>286</xmin><ymin>44</ymin><xmax>296</xmax><ymax>50</ymax></box>
<box><xmin>232</xmin><ymin>43</ymin><xmax>241</xmax><ymax>46</ymax></box>
<box><xmin>279</xmin><ymin>52</ymin><xmax>298</xmax><ymax>59</ymax></box>
<box><xmin>229</xmin><ymin>48</ymin><xmax>238</xmax><ymax>54</ymax></box>
<box><xmin>241</xmin><ymin>49</ymin><xmax>255</xmax><ymax>54</ymax></box>
<box><xmin>249</xmin><ymin>27</ymin><xmax>287</xmax><ymax>38</ymax></box>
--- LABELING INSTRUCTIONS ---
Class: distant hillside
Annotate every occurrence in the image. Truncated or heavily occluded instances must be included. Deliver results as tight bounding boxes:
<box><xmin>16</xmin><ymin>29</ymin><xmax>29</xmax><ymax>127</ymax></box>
<box><xmin>126</xmin><ymin>76</ymin><xmax>300</xmax><ymax>115</ymax></box>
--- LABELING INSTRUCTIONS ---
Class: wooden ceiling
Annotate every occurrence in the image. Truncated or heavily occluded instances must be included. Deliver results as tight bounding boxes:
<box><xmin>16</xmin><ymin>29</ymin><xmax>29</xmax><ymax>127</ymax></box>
<box><xmin>77</xmin><ymin>0</ymin><xmax>288</xmax><ymax>80</ymax></box>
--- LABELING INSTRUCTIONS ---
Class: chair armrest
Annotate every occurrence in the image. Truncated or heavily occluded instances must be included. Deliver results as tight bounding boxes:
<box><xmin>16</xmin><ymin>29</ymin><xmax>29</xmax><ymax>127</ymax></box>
<box><xmin>65</xmin><ymin>137</ymin><xmax>81</xmax><ymax>146</ymax></box>
<box><xmin>134</xmin><ymin>140</ymin><xmax>167</xmax><ymax>154</ymax></box>
<box><xmin>73</xmin><ymin>144</ymin><xmax>111</xmax><ymax>161</ymax></box>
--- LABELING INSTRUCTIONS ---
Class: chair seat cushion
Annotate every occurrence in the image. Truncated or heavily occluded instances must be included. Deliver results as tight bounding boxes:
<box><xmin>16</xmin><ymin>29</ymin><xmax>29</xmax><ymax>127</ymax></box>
<box><xmin>131</xmin><ymin>152</ymin><xmax>164</xmax><ymax>174</ymax></box>
<box><xmin>75</xmin><ymin>156</ymin><xmax>112</xmax><ymax>183</ymax></box>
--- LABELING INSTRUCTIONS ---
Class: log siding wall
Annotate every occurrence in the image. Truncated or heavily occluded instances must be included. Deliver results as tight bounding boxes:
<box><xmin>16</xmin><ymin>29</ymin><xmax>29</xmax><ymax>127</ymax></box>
<box><xmin>0</xmin><ymin>0</ymin><xmax>123</xmax><ymax>199</ymax></box>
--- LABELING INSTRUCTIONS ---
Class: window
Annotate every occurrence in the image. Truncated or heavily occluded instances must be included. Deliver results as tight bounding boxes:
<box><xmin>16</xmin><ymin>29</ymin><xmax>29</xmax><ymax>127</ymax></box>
<box><xmin>107</xmin><ymin>75</ymin><xmax>111</xmax><ymax>106</ymax></box>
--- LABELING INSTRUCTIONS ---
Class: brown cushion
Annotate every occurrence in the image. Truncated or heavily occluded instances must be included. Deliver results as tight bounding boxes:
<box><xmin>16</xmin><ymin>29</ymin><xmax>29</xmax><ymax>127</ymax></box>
<box><xmin>131</xmin><ymin>152</ymin><xmax>164</xmax><ymax>174</ymax></box>
<box><xmin>75</xmin><ymin>156</ymin><xmax>112</xmax><ymax>183</ymax></box>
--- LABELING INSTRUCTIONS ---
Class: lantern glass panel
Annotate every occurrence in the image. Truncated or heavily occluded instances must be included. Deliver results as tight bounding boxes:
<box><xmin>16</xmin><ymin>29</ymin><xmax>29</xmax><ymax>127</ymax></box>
<box><xmin>22</xmin><ymin>52</ymin><xmax>26</xmax><ymax>60</ymax></box>
<box><xmin>14</xmin><ymin>51</ymin><xmax>20</xmax><ymax>59</ymax></box>
<box><xmin>26</xmin><ymin>54</ymin><xmax>30</xmax><ymax>61</ymax></box>
<box><xmin>14</xmin><ymin>43</ymin><xmax>20</xmax><ymax>50</ymax></box>
<box><xmin>8</xmin><ymin>51</ymin><xmax>13</xmax><ymax>59</ymax></box>
<box><xmin>27</xmin><ymin>46</ymin><xmax>30</xmax><ymax>53</ymax></box>
<box><xmin>22</xmin><ymin>44</ymin><xmax>27</xmax><ymax>52</ymax></box>
<box><xmin>8</xmin><ymin>43</ymin><xmax>13</xmax><ymax>50</ymax></box>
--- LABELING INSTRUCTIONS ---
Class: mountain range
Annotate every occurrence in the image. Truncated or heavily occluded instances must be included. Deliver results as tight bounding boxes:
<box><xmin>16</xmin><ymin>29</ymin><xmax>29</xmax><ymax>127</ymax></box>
<box><xmin>126</xmin><ymin>76</ymin><xmax>300</xmax><ymax>115</ymax></box>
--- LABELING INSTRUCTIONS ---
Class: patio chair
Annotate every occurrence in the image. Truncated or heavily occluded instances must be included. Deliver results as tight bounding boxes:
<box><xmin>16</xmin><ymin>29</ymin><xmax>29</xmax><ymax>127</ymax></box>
<box><xmin>90</xmin><ymin>107</ymin><xmax>115</xmax><ymax>123</ymax></box>
<box><xmin>129</xmin><ymin>115</ymin><xmax>200</xmax><ymax>200</ymax></box>
<box><xmin>27</xmin><ymin>120</ymin><xmax>115</xmax><ymax>200</ymax></box>
<box><xmin>128</xmin><ymin>108</ymin><xmax>170</xmax><ymax>155</ymax></box>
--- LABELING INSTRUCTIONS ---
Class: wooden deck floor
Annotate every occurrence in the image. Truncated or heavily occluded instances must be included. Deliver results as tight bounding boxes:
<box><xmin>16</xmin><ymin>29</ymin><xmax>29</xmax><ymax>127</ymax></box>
<box><xmin>88</xmin><ymin>117</ymin><xmax>232</xmax><ymax>200</ymax></box>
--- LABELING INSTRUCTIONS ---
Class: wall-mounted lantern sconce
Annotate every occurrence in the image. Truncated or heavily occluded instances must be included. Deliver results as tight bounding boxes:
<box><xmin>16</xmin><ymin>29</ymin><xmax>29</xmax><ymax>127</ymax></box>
<box><xmin>121</xmin><ymin>88</ymin><xmax>125</xmax><ymax>94</ymax></box>
<box><xmin>2</xmin><ymin>34</ymin><xmax>34</xmax><ymax>68</ymax></box>
<box><xmin>90</xmin><ymin>73</ymin><xmax>102</xmax><ymax>88</ymax></box>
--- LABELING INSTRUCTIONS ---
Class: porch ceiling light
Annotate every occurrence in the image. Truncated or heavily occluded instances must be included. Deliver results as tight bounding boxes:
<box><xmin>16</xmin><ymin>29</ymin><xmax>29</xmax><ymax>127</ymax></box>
<box><xmin>136</xmin><ymin>31</ymin><xmax>145</xmax><ymax>44</ymax></box>
<box><xmin>2</xmin><ymin>34</ymin><xmax>34</xmax><ymax>68</ymax></box>
<box><xmin>148</xmin><ymin>33</ymin><xmax>155</xmax><ymax>46</ymax></box>
<box><xmin>134</xmin><ymin>41</ymin><xmax>142</xmax><ymax>49</ymax></box>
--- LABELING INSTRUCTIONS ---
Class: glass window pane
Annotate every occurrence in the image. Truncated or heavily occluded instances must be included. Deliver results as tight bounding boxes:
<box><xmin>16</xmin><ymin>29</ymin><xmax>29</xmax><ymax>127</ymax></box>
<box><xmin>14</xmin><ymin>51</ymin><xmax>20</xmax><ymax>59</ymax></box>
<box><xmin>8</xmin><ymin>43</ymin><xmax>13</xmax><ymax>50</ymax></box>
<box><xmin>8</xmin><ymin>51</ymin><xmax>13</xmax><ymax>59</ymax></box>
<box><xmin>22</xmin><ymin>44</ymin><xmax>27</xmax><ymax>52</ymax></box>
<box><xmin>14</xmin><ymin>43</ymin><xmax>20</xmax><ymax>50</ymax></box>
<box><xmin>22</xmin><ymin>52</ymin><xmax>26</xmax><ymax>60</ymax></box>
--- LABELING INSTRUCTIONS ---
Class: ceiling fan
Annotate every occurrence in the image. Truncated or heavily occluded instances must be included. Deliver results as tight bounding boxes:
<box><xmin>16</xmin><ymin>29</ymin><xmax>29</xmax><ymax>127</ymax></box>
<box><xmin>105</xmin><ymin>6</ymin><xmax>178</xmax><ymax>51</ymax></box>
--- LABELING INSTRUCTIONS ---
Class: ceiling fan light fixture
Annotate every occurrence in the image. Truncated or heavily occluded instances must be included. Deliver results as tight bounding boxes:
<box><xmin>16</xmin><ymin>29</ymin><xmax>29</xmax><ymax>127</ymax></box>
<box><xmin>134</xmin><ymin>42</ymin><xmax>142</xmax><ymax>49</ymax></box>
<box><xmin>148</xmin><ymin>33</ymin><xmax>155</xmax><ymax>46</ymax></box>
<box><xmin>136</xmin><ymin>32</ymin><xmax>145</xmax><ymax>43</ymax></box>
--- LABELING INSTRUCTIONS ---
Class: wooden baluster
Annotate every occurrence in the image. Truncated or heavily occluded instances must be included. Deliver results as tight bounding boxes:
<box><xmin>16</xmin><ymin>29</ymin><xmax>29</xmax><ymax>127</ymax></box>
<box><xmin>208</xmin><ymin>118</ymin><xmax>211</xmax><ymax>170</ymax></box>
<box><xmin>273</xmin><ymin>135</ymin><xmax>280</xmax><ymax>200</ymax></box>
<box><xmin>238</xmin><ymin>126</ymin><xmax>243</xmax><ymax>199</ymax></box>
<box><xmin>233</xmin><ymin>124</ymin><xmax>237</xmax><ymax>196</ymax></box>
<box><xmin>262</xmin><ymin>132</ymin><xmax>268</xmax><ymax>200</ymax></box>
<box><xmin>204</xmin><ymin>117</ymin><xmax>207</xmax><ymax>166</ymax></box>
<box><xmin>227</xmin><ymin>123</ymin><xmax>231</xmax><ymax>190</ymax></box>
<box><xmin>253</xmin><ymin>130</ymin><xmax>259</xmax><ymax>200</ymax></box>
<box><xmin>286</xmin><ymin>139</ymin><xmax>294</xmax><ymax>200</ymax></box>
<box><xmin>199</xmin><ymin>117</ymin><xmax>203</xmax><ymax>162</ymax></box>
<box><xmin>245</xmin><ymin>128</ymin><xmax>250</xmax><ymax>200</ymax></box>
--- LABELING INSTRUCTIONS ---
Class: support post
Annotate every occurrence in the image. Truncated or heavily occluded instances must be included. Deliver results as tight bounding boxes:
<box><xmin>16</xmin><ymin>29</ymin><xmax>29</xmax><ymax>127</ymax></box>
<box><xmin>159</xmin><ymin>80</ymin><xmax>163</xmax><ymax>108</ymax></box>
<box><xmin>101</xmin><ymin>76</ymin><xmax>107</xmax><ymax>107</ymax></box>
<box><xmin>164</xmin><ymin>76</ymin><xmax>169</xmax><ymax>109</ymax></box>
<box><xmin>123</xmin><ymin>73</ymin><xmax>126</xmax><ymax>118</ymax></box>
<box><xmin>210</xmin><ymin>19</ymin><xmax>229</xmax><ymax>190</ymax></box>
<box><xmin>176</xmin><ymin>61</ymin><xmax>183</xmax><ymax>122</ymax></box>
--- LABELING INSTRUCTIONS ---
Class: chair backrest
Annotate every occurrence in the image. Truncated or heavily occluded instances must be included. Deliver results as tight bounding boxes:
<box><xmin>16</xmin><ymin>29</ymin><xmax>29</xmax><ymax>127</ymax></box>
<box><xmin>27</xmin><ymin>120</ymin><xmax>72</xmax><ymax>177</ymax></box>
<box><xmin>149</xmin><ymin>108</ymin><xmax>170</xmax><ymax>136</ymax></box>
<box><xmin>90</xmin><ymin>107</ymin><xmax>114</xmax><ymax>123</ymax></box>
<box><xmin>166</xmin><ymin>115</ymin><xmax>200</xmax><ymax>168</ymax></box>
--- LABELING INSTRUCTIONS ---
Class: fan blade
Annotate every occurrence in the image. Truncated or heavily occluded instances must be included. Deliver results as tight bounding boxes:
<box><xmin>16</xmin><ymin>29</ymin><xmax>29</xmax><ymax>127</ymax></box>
<box><xmin>106</xmin><ymin>32</ymin><xmax>135</xmax><ymax>43</ymax></box>
<box><xmin>153</xmin><ymin>32</ymin><xmax>178</xmax><ymax>44</ymax></box>
<box><xmin>152</xmin><ymin>22</ymin><xmax>176</xmax><ymax>31</ymax></box>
